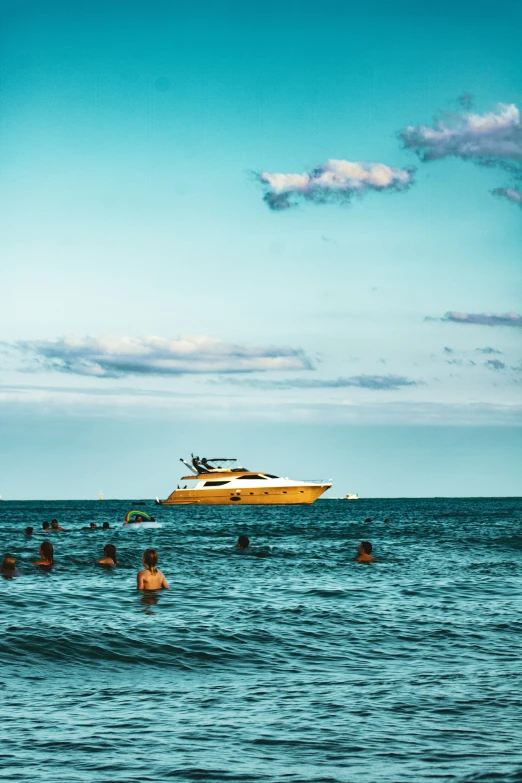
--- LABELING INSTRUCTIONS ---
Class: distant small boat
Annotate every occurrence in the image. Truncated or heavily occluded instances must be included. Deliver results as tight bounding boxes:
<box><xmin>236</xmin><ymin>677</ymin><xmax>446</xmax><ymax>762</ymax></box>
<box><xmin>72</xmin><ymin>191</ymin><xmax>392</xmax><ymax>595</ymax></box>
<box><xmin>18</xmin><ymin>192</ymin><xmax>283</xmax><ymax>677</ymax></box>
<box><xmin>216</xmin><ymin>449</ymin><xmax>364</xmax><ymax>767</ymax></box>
<box><xmin>345</xmin><ymin>493</ymin><xmax>359</xmax><ymax>500</ymax></box>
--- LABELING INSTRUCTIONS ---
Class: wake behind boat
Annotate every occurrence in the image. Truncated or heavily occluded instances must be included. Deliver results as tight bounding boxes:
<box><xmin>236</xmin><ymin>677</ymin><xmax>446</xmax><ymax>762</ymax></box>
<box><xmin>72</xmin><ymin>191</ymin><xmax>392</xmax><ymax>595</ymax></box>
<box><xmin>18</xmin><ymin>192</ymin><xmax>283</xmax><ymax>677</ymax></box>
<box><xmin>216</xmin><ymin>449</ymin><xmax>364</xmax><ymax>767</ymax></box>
<box><xmin>157</xmin><ymin>455</ymin><xmax>332</xmax><ymax>506</ymax></box>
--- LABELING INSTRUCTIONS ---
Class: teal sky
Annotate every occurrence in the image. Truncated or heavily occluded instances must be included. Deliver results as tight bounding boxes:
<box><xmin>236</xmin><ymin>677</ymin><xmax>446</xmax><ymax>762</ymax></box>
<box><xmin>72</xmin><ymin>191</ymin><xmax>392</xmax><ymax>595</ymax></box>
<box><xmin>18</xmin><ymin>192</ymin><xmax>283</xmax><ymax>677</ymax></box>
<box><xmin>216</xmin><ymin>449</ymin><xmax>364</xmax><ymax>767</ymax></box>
<box><xmin>0</xmin><ymin>0</ymin><xmax>521</xmax><ymax>498</ymax></box>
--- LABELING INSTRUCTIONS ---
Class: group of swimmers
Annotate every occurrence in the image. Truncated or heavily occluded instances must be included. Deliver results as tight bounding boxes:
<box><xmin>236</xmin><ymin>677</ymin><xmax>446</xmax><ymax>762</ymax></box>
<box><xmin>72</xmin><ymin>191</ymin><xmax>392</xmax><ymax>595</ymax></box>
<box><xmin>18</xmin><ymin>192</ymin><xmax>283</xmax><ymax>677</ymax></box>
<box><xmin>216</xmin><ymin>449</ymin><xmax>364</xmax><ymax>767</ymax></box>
<box><xmin>235</xmin><ymin>534</ymin><xmax>376</xmax><ymax>561</ymax></box>
<box><xmin>23</xmin><ymin>519</ymin><xmax>112</xmax><ymax>535</ymax></box>
<box><xmin>1</xmin><ymin>542</ymin><xmax>168</xmax><ymax>589</ymax></box>
<box><xmin>22</xmin><ymin>516</ymin><xmax>157</xmax><ymax>536</ymax></box>
<box><xmin>2</xmin><ymin>523</ymin><xmax>377</xmax><ymax>587</ymax></box>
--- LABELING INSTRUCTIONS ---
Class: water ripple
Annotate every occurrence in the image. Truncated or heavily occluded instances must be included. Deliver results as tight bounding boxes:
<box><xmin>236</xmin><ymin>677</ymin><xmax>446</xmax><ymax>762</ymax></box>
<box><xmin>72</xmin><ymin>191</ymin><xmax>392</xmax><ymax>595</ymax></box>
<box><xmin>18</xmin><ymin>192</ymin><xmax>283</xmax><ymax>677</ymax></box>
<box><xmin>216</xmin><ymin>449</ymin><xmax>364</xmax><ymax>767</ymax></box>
<box><xmin>1</xmin><ymin>497</ymin><xmax>521</xmax><ymax>782</ymax></box>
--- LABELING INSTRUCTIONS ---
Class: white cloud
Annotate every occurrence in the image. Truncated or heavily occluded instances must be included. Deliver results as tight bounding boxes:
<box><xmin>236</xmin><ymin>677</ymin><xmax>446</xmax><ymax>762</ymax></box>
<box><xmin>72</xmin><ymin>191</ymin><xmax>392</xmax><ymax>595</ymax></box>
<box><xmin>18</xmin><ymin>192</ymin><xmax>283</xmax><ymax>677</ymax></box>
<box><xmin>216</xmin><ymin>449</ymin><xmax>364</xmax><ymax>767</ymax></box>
<box><xmin>12</xmin><ymin>335</ymin><xmax>312</xmax><ymax>377</ymax></box>
<box><xmin>400</xmin><ymin>102</ymin><xmax>522</xmax><ymax>207</ymax></box>
<box><xmin>400</xmin><ymin>103</ymin><xmax>522</xmax><ymax>162</ymax></box>
<box><xmin>440</xmin><ymin>312</ymin><xmax>522</xmax><ymax>328</ymax></box>
<box><xmin>476</xmin><ymin>347</ymin><xmax>503</xmax><ymax>355</ymax></box>
<box><xmin>255</xmin><ymin>159</ymin><xmax>414</xmax><ymax>210</ymax></box>
<box><xmin>485</xmin><ymin>359</ymin><xmax>506</xmax><ymax>371</ymax></box>
<box><xmin>492</xmin><ymin>187</ymin><xmax>522</xmax><ymax>207</ymax></box>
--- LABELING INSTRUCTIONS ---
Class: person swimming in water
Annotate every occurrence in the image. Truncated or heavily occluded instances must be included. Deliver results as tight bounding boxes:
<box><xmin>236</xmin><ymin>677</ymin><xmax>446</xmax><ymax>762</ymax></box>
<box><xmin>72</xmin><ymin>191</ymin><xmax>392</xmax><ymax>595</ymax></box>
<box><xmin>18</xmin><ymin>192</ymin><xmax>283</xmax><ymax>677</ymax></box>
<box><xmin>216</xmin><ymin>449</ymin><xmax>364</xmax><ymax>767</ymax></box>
<box><xmin>25</xmin><ymin>526</ymin><xmax>33</xmax><ymax>536</ymax></box>
<box><xmin>356</xmin><ymin>541</ymin><xmax>375</xmax><ymax>563</ymax></box>
<box><xmin>87</xmin><ymin>522</ymin><xmax>97</xmax><ymax>530</ymax></box>
<box><xmin>235</xmin><ymin>535</ymin><xmax>250</xmax><ymax>550</ymax></box>
<box><xmin>123</xmin><ymin>515</ymin><xmax>142</xmax><ymax>526</ymax></box>
<box><xmin>137</xmin><ymin>549</ymin><xmax>169</xmax><ymax>590</ymax></box>
<box><xmin>34</xmin><ymin>540</ymin><xmax>54</xmax><ymax>567</ymax></box>
<box><xmin>102</xmin><ymin>521</ymin><xmax>110</xmax><ymax>530</ymax></box>
<box><xmin>42</xmin><ymin>521</ymin><xmax>50</xmax><ymax>533</ymax></box>
<box><xmin>51</xmin><ymin>519</ymin><xmax>65</xmax><ymax>532</ymax></box>
<box><xmin>1</xmin><ymin>554</ymin><xmax>17</xmax><ymax>577</ymax></box>
<box><xmin>98</xmin><ymin>544</ymin><xmax>117</xmax><ymax>565</ymax></box>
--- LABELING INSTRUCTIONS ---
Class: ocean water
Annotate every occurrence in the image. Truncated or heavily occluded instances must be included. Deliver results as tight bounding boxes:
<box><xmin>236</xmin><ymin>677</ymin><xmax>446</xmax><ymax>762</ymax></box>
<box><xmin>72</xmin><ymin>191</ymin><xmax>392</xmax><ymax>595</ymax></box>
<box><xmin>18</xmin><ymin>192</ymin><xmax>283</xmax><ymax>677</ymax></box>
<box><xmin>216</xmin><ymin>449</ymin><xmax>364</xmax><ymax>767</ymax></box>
<box><xmin>1</xmin><ymin>498</ymin><xmax>522</xmax><ymax>783</ymax></box>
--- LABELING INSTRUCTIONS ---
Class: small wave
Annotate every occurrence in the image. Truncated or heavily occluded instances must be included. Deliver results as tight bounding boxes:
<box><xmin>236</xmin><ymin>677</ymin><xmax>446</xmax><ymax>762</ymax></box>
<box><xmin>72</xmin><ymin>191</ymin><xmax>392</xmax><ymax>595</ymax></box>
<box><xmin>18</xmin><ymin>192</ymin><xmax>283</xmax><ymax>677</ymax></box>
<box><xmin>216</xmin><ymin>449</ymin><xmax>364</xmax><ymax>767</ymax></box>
<box><xmin>458</xmin><ymin>768</ymin><xmax>522</xmax><ymax>782</ymax></box>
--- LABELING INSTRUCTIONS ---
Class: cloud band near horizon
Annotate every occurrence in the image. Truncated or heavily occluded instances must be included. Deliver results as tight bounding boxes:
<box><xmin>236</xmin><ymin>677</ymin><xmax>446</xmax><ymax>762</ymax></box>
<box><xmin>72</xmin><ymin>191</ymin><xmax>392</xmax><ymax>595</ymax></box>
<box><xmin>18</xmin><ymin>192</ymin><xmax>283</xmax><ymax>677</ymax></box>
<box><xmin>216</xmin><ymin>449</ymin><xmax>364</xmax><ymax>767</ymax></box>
<box><xmin>438</xmin><ymin>311</ymin><xmax>522</xmax><ymax>327</ymax></box>
<box><xmin>221</xmin><ymin>374</ymin><xmax>419</xmax><ymax>391</ymax></box>
<box><xmin>10</xmin><ymin>335</ymin><xmax>313</xmax><ymax>378</ymax></box>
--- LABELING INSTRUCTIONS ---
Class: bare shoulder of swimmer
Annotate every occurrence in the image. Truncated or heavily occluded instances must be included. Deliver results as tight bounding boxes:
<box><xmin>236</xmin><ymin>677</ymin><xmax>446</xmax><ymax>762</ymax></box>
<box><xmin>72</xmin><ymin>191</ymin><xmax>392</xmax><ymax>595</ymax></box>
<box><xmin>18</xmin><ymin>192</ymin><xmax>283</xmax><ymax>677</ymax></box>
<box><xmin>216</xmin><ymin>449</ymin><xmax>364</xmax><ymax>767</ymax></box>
<box><xmin>158</xmin><ymin>569</ymin><xmax>169</xmax><ymax>589</ymax></box>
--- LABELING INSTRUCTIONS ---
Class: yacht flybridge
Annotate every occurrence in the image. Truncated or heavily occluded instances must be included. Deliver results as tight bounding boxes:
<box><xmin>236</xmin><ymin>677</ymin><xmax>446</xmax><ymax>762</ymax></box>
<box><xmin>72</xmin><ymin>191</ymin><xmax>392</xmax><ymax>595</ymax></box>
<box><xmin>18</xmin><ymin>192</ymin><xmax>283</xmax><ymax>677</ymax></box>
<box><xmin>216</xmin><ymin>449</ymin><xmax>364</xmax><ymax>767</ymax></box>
<box><xmin>157</xmin><ymin>456</ymin><xmax>332</xmax><ymax>505</ymax></box>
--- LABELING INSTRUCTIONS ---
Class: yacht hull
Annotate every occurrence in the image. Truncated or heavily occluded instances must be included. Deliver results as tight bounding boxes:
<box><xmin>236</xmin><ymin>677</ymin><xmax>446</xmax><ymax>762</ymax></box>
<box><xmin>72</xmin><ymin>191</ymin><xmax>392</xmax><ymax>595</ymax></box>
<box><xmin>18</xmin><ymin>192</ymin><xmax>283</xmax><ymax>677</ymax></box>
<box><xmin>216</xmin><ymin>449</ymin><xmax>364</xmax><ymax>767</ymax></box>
<box><xmin>158</xmin><ymin>484</ymin><xmax>330</xmax><ymax>505</ymax></box>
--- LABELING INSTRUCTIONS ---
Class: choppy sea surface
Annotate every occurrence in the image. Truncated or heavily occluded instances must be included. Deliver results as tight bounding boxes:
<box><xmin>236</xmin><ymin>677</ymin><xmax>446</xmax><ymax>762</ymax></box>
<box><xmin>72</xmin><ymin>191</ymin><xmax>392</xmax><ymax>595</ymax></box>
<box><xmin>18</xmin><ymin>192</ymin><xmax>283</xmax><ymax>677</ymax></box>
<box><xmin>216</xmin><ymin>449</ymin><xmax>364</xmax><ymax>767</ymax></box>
<box><xmin>1</xmin><ymin>498</ymin><xmax>522</xmax><ymax>783</ymax></box>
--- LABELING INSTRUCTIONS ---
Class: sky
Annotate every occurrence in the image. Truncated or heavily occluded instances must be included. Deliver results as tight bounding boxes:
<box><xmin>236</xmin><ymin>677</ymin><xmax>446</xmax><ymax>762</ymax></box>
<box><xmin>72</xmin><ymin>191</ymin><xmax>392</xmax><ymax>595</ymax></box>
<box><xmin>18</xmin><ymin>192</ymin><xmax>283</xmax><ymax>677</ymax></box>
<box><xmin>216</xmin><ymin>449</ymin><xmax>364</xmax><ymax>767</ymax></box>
<box><xmin>0</xmin><ymin>0</ymin><xmax>521</xmax><ymax>498</ymax></box>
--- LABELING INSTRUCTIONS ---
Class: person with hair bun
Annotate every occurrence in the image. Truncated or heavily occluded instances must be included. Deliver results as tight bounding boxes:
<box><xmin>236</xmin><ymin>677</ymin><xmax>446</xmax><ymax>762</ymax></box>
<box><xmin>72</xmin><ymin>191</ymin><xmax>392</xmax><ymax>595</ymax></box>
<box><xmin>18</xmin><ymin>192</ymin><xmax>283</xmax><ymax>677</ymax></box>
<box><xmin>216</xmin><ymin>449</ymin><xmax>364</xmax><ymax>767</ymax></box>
<box><xmin>137</xmin><ymin>549</ymin><xmax>169</xmax><ymax>590</ymax></box>
<box><xmin>34</xmin><ymin>540</ymin><xmax>54</xmax><ymax>567</ymax></box>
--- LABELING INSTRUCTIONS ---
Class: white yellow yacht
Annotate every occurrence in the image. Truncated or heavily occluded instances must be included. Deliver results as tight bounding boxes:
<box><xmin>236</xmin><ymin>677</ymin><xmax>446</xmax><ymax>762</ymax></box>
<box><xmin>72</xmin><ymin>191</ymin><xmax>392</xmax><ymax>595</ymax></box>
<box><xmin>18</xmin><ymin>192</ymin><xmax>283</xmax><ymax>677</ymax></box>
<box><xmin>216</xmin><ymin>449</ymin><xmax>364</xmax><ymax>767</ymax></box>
<box><xmin>157</xmin><ymin>456</ymin><xmax>332</xmax><ymax>506</ymax></box>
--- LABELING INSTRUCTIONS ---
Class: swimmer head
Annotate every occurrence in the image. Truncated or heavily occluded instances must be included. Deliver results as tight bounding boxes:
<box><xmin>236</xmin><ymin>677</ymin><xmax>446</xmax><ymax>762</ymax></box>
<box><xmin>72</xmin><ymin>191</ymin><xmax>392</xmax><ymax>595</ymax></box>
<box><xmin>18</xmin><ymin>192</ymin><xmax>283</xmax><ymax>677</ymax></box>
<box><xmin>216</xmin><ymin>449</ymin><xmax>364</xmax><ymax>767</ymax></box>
<box><xmin>103</xmin><ymin>544</ymin><xmax>117</xmax><ymax>563</ymax></box>
<box><xmin>142</xmin><ymin>548</ymin><xmax>159</xmax><ymax>574</ymax></box>
<box><xmin>236</xmin><ymin>535</ymin><xmax>250</xmax><ymax>550</ymax></box>
<box><xmin>1</xmin><ymin>554</ymin><xmax>16</xmax><ymax>571</ymax></box>
<box><xmin>39</xmin><ymin>540</ymin><xmax>54</xmax><ymax>564</ymax></box>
